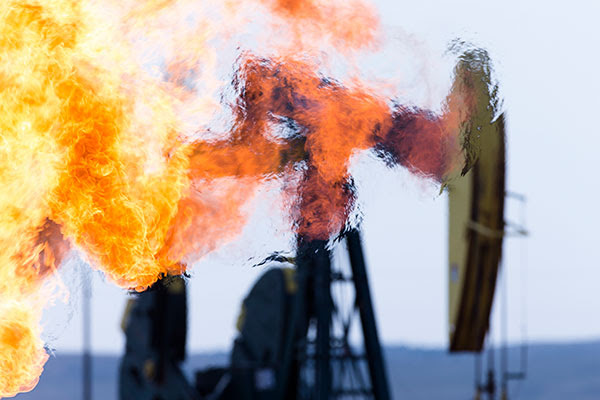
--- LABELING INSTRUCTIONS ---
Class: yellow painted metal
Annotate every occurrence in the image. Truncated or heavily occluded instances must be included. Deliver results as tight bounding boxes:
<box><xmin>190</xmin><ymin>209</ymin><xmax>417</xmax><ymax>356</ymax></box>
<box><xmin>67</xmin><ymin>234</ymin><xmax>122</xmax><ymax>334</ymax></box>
<box><xmin>448</xmin><ymin>163</ymin><xmax>473</xmax><ymax>340</ymax></box>
<box><xmin>447</xmin><ymin>50</ymin><xmax>506</xmax><ymax>352</ymax></box>
<box><xmin>447</xmin><ymin>113</ymin><xmax>505</xmax><ymax>352</ymax></box>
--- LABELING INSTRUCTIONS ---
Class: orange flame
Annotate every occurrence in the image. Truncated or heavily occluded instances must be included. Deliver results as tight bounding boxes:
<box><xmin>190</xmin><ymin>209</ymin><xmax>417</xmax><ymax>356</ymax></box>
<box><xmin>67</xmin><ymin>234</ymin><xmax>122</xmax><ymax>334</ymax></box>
<box><xmin>0</xmin><ymin>304</ymin><xmax>48</xmax><ymax>398</ymax></box>
<box><xmin>0</xmin><ymin>0</ymin><xmax>483</xmax><ymax>395</ymax></box>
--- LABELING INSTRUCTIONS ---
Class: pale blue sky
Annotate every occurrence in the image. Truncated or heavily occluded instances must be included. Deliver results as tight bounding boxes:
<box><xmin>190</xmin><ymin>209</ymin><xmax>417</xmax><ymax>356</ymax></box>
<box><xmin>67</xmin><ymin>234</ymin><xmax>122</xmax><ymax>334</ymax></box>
<box><xmin>43</xmin><ymin>0</ymin><xmax>600</xmax><ymax>354</ymax></box>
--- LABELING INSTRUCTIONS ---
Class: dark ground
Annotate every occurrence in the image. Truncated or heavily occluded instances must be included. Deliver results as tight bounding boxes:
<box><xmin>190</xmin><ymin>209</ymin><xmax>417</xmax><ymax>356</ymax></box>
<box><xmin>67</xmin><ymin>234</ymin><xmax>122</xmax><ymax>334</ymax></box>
<box><xmin>14</xmin><ymin>341</ymin><xmax>600</xmax><ymax>399</ymax></box>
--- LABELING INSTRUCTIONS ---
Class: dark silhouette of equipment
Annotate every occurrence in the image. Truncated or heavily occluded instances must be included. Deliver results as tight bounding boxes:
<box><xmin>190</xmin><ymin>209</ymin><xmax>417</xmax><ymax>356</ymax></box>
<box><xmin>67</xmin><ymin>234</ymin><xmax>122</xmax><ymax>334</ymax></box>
<box><xmin>120</xmin><ymin>275</ymin><xmax>197</xmax><ymax>399</ymax></box>
<box><xmin>119</xmin><ymin>228</ymin><xmax>391</xmax><ymax>400</ymax></box>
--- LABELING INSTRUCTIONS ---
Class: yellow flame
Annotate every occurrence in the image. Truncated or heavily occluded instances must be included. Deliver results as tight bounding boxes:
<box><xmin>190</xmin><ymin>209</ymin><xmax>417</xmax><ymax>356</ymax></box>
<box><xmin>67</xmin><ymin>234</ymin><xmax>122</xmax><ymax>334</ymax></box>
<box><xmin>0</xmin><ymin>0</ymin><xmax>293</xmax><ymax>392</ymax></box>
<box><xmin>0</xmin><ymin>0</ymin><xmax>203</xmax><ymax>394</ymax></box>
<box><xmin>0</xmin><ymin>303</ymin><xmax>48</xmax><ymax>398</ymax></box>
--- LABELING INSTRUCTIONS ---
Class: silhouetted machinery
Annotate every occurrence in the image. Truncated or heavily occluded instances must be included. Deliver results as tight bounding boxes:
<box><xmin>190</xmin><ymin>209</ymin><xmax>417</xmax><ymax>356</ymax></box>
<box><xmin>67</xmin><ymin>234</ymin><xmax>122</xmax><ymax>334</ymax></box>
<box><xmin>120</xmin><ymin>229</ymin><xmax>391</xmax><ymax>400</ymax></box>
<box><xmin>119</xmin><ymin>50</ymin><xmax>526</xmax><ymax>400</ymax></box>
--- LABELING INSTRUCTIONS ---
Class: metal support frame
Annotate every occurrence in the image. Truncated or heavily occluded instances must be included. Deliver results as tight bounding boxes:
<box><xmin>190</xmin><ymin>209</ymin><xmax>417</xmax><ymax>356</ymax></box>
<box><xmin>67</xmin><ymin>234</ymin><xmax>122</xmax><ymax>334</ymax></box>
<box><xmin>282</xmin><ymin>229</ymin><xmax>391</xmax><ymax>400</ymax></box>
<box><xmin>346</xmin><ymin>230</ymin><xmax>391</xmax><ymax>400</ymax></box>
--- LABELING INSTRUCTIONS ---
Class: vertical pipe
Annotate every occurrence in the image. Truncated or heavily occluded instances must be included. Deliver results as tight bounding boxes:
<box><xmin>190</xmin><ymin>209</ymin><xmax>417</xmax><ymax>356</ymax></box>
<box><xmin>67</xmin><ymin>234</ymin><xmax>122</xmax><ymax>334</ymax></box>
<box><xmin>346</xmin><ymin>229</ymin><xmax>391</xmax><ymax>400</ymax></box>
<box><xmin>475</xmin><ymin>354</ymin><xmax>482</xmax><ymax>400</ymax></box>
<box><xmin>501</xmin><ymin>262</ymin><xmax>508</xmax><ymax>400</ymax></box>
<box><xmin>487</xmin><ymin>337</ymin><xmax>495</xmax><ymax>400</ymax></box>
<box><xmin>313</xmin><ymin>243</ymin><xmax>331</xmax><ymax>400</ymax></box>
<box><xmin>82</xmin><ymin>271</ymin><xmax>92</xmax><ymax>400</ymax></box>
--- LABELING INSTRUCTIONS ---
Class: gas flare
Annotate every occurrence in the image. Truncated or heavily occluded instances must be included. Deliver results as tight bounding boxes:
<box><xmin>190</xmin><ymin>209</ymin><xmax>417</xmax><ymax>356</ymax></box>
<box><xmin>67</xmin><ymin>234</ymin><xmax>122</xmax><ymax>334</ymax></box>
<box><xmin>0</xmin><ymin>0</ymin><xmax>492</xmax><ymax>396</ymax></box>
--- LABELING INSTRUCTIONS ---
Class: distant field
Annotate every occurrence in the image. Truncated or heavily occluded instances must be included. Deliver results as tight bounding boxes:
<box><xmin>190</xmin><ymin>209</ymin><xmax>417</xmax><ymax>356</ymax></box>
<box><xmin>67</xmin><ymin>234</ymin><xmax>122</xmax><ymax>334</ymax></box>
<box><xmin>15</xmin><ymin>341</ymin><xmax>600</xmax><ymax>399</ymax></box>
